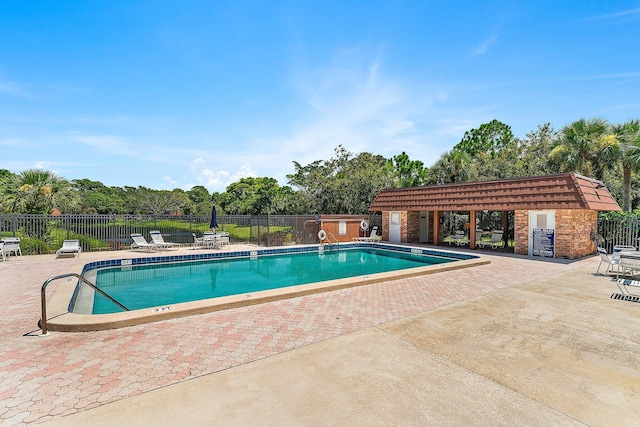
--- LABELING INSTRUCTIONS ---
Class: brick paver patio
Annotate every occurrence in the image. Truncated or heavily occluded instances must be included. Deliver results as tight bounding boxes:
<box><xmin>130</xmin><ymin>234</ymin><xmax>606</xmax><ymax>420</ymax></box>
<box><xmin>0</xmin><ymin>245</ymin><xmax>591</xmax><ymax>425</ymax></box>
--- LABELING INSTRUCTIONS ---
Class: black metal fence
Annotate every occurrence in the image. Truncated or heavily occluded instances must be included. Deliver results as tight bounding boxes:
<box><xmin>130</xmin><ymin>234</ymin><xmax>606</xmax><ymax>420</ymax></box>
<box><xmin>0</xmin><ymin>214</ymin><xmax>382</xmax><ymax>255</ymax></box>
<box><xmin>3</xmin><ymin>212</ymin><xmax>631</xmax><ymax>255</ymax></box>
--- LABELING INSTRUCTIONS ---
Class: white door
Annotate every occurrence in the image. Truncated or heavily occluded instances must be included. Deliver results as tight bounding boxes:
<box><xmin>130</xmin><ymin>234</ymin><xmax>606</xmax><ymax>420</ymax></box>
<box><xmin>389</xmin><ymin>211</ymin><xmax>401</xmax><ymax>243</ymax></box>
<box><xmin>419</xmin><ymin>212</ymin><xmax>429</xmax><ymax>243</ymax></box>
<box><xmin>528</xmin><ymin>210</ymin><xmax>556</xmax><ymax>257</ymax></box>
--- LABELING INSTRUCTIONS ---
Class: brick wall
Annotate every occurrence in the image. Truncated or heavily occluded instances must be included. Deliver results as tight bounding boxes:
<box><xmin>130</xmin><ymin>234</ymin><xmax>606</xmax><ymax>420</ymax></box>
<box><xmin>555</xmin><ymin>209</ymin><xmax>597</xmax><ymax>259</ymax></box>
<box><xmin>381</xmin><ymin>211</ymin><xmax>389</xmax><ymax>241</ymax></box>
<box><xmin>406</xmin><ymin>211</ymin><xmax>420</xmax><ymax>243</ymax></box>
<box><xmin>514</xmin><ymin>209</ymin><xmax>597</xmax><ymax>259</ymax></box>
<box><xmin>514</xmin><ymin>210</ymin><xmax>528</xmax><ymax>255</ymax></box>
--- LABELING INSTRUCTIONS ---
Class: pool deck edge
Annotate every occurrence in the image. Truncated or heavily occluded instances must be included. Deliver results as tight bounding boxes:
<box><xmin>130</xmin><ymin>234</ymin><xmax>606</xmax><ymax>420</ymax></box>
<box><xmin>44</xmin><ymin>253</ymin><xmax>489</xmax><ymax>332</ymax></box>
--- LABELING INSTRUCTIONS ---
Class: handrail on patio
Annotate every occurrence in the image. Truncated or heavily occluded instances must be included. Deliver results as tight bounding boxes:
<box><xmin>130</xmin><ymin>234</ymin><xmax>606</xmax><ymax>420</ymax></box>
<box><xmin>40</xmin><ymin>273</ymin><xmax>129</xmax><ymax>335</ymax></box>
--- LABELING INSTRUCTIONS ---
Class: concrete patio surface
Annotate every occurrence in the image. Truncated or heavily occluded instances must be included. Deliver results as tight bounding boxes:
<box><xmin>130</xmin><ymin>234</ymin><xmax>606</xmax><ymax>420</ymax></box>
<box><xmin>1</xmin><ymin>245</ymin><xmax>639</xmax><ymax>426</ymax></box>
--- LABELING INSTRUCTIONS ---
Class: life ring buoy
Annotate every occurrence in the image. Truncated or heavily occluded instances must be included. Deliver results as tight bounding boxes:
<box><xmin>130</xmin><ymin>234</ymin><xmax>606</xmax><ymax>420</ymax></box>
<box><xmin>360</xmin><ymin>219</ymin><xmax>369</xmax><ymax>231</ymax></box>
<box><xmin>317</xmin><ymin>229</ymin><xmax>327</xmax><ymax>241</ymax></box>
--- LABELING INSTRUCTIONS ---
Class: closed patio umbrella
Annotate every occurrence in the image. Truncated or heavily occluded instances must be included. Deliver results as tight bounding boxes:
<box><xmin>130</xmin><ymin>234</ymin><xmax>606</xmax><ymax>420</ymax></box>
<box><xmin>210</xmin><ymin>205</ymin><xmax>218</xmax><ymax>230</ymax></box>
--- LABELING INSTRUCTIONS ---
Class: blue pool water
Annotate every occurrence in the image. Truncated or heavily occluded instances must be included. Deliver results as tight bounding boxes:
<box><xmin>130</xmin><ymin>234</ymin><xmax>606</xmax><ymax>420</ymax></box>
<box><xmin>89</xmin><ymin>247</ymin><xmax>454</xmax><ymax>314</ymax></box>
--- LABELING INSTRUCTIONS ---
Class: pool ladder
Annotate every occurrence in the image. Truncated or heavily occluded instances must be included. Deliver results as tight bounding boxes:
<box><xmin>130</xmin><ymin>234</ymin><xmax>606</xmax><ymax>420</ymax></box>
<box><xmin>40</xmin><ymin>273</ymin><xmax>129</xmax><ymax>335</ymax></box>
<box><xmin>324</xmin><ymin>232</ymin><xmax>340</xmax><ymax>251</ymax></box>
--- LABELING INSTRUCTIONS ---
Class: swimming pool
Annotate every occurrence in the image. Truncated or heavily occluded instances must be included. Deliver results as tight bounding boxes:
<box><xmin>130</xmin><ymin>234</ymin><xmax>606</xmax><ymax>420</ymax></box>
<box><xmin>85</xmin><ymin>247</ymin><xmax>455</xmax><ymax>314</ymax></box>
<box><xmin>47</xmin><ymin>243</ymin><xmax>488</xmax><ymax>331</ymax></box>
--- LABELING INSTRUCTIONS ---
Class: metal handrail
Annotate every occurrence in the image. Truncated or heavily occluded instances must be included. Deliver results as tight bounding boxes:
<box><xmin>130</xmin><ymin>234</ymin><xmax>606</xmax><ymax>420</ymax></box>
<box><xmin>326</xmin><ymin>232</ymin><xmax>340</xmax><ymax>250</ymax></box>
<box><xmin>40</xmin><ymin>273</ymin><xmax>129</xmax><ymax>335</ymax></box>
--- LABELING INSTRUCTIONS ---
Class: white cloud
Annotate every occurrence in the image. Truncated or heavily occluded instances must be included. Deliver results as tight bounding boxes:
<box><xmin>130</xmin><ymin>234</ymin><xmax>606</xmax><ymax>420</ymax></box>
<box><xmin>162</xmin><ymin>176</ymin><xmax>178</xmax><ymax>188</ymax></box>
<box><xmin>472</xmin><ymin>29</ymin><xmax>499</xmax><ymax>56</ymax></box>
<box><xmin>186</xmin><ymin>158</ymin><xmax>257</xmax><ymax>192</ymax></box>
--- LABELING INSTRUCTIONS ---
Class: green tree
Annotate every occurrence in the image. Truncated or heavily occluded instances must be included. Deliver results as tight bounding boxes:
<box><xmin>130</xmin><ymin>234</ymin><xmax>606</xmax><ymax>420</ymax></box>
<box><xmin>185</xmin><ymin>185</ymin><xmax>213</xmax><ymax>215</ymax></box>
<box><xmin>516</xmin><ymin>123</ymin><xmax>559</xmax><ymax>177</ymax></box>
<box><xmin>287</xmin><ymin>146</ymin><xmax>394</xmax><ymax>214</ymax></box>
<box><xmin>548</xmin><ymin>118</ymin><xmax>610</xmax><ymax>180</ymax></box>
<box><xmin>386</xmin><ymin>152</ymin><xmax>428</xmax><ymax>187</ymax></box>
<box><xmin>0</xmin><ymin>169</ymin><xmax>80</xmax><ymax>214</ymax></box>
<box><xmin>427</xmin><ymin>150</ymin><xmax>465</xmax><ymax>185</ymax></box>
<box><xmin>455</xmin><ymin>119</ymin><xmax>516</xmax><ymax>157</ymax></box>
<box><xmin>220</xmin><ymin>177</ymin><xmax>285</xmax><ymax>215</ymax></box>
<box><xmin>72</xmin><ymin>179</ymin><xmax>126</xmax><ymax>214</ymax></box>
<box><xmin>613</xmin><ymin>120</ymin><xmax>640</xmax><ymax>211</ymax></box>
<box><xmin>428</xmin><ymin>120</ymin><xmax>522</xmax><ymax>184</ymax></box>
<box><xmin>136</xmin><ymin>187</ymin><xmax>187</xmax><ymax>215</ymax></box>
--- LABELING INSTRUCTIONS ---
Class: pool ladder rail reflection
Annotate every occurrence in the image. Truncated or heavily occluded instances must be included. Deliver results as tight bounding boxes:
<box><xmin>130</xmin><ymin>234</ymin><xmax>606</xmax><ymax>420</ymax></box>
<box><xmin>40</xmin><ymin>273</ymin><xmax>129</xmax><ymax>335</ymax></box>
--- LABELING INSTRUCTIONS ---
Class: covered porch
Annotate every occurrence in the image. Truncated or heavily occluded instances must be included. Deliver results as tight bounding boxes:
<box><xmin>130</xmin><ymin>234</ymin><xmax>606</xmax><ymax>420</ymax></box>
<box><xmin>369</xmin><ymin>173</ymin><xmax>621</xmax><ymax>259</ymax></box>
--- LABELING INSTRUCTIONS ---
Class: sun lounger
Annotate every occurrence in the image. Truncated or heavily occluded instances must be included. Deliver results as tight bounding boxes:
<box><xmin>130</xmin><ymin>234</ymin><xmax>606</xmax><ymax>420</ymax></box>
<box><xmin>616</xmin><ymin>278</ymin><xmax>640</xmax><ymax>300</ymax></box>
<box><xmin>353</xmin><ymin>226</ymin><xmax>381</xmax><ymax>242</ymax></box>
<box><xmin>150</xmin><ymin>230</ymin><xmax>180</xmax><ymax>250</ymax></box>
<box><xmin>477</xmin><ymin>230</ymin><xmax>504</xmax><ymax>249</ymax></box>
<box><xmin>215</xmin><ymin>231</ymin><xmax>230</xmax><ymax>246</ymax></box>
<box><xmin>192</xmin><ymin>233</ymin><xmax>206</xmax><ymax>248</ymax></box>
<box><xmin>130</xmin><ymin>233</ymin><xmax>161</xmax><ymax>252</ymax></box>
<box><xmin>447</xmin><ymin>230</ymin><xmax>468</xmax><ymax>246</ymax></box>
<box><xmin>1</xmin><ymin>237</ymin><xmax>22</xmax><ymax>261</ymax></box>
<box><xmin>56</xmin><ymin>239</ymin><xmax>82</xmax><ymax>258</ymax></box>
<box><xmin>202</xmin><ymin>232</ymin><xmax>221</xmax><ymax>249</ymax></box>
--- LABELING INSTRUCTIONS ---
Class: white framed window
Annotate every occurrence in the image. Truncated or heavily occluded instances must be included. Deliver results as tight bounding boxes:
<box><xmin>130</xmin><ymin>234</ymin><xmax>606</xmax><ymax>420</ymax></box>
<box><xmin>390</xmin><ymin>212</ymin><xmax>401</xmax><ymax>225</ymax></box>
<box><xmin>339</xmin><ymin>221</ymin><xmax>347</xmax><ymax>235</ymax></box>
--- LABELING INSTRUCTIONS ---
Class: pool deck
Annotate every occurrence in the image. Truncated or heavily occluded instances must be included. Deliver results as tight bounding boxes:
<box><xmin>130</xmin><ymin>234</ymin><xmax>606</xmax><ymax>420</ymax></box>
<box><xmin>1</xmin><ymin>244</ymin><xmax>639</xmax><ymax>426</ymax></box>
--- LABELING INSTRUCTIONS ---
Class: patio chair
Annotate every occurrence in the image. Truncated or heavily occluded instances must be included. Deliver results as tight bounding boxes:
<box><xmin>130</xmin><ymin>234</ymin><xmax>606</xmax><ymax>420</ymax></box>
<box><xmin>1</xmin><ymin>237</ymin><xmax>22</xmax><ymax>261</ymax></box>
<box><xmin>130</xmin><ymin>233</ymin><xmax>161</xmax><ymax>252</ymax></box>
<box><xmin>192</xmin><ymin>233</ymin><xmax>206</xmax><ymax>249</ymax></box>
<box><xmin>56</xmin><ymin>239</ymin><xmax>82</xmax><ymax>258</ymax></box>
<box><xmin>596</xmin><ymin>247</ymin><xmax>620</xmax><ymax>276</ymax></box>
<box><xmin>150</xmin><ymin>230</ymin><xmax>180</xmax><ymax>250</ymax></box>
<box><xmin>477</xmin><ymin>230</ymin><xmax>505</xmax><ymax>249</ymax></box>
<box><xmin>353</xmin><ymin>226</ymin><xmax>381</xmax><ymax>242</ymax></box>
<box><xmin>451</xmin><ymin>230</ymin><xmax>468</xmax><ymax>246</ymax></box>
<box><xmin>216</xmin><ymin>231</ymin><xmax>230</xmax><ymax>246</ymax></box>
<box><xmin>619</xmin><ymin>250</ymin><xmax>640</xmax><ymax>279</ymax></box>
<box><xmin>202</xmin><ymin>232</ymin><xmax>221</xmax><ymax>249</ymax></box>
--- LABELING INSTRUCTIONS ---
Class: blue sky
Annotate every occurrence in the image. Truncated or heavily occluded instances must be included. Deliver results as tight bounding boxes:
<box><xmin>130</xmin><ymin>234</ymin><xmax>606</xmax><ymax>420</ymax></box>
<box><xmin>1</xmin><ymin>1</ymin><xmax>639</xmax><ymax>192</ymax></box>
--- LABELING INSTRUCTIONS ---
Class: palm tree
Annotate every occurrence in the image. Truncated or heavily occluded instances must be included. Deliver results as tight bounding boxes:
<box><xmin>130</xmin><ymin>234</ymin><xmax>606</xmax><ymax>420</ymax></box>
<box><xmin>614</xmin><ymin>120</ymin><xmax>640</xmax><ymax>211</ymax></box>
<box><xmin>0</xmin><ymin>169</ymin><xmax>80</xmax><ymax>214</ymax></box>
<box><xmin>428</xmin><ymin>150</ymin><xmax>474</xmax><ymax>184</ymax></box>
<box><xmin>549</xmin><ymin>118</ymin><xmax>611</xmax><ymax>180</ymax></box>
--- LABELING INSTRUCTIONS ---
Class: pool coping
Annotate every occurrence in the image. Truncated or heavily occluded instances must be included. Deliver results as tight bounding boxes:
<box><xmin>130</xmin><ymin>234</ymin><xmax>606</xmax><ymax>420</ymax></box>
<box><xmin>44</xmin><ymin>243</ymin><xmax>490</xmax><ymax>332</ymax></box>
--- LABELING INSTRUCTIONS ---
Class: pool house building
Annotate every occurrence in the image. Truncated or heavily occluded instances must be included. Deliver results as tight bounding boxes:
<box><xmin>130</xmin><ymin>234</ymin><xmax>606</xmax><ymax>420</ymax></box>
<box><xmin>368</xmin><ymin>173</ymin><xmax>620</xmax><ymax>259</ymax></box>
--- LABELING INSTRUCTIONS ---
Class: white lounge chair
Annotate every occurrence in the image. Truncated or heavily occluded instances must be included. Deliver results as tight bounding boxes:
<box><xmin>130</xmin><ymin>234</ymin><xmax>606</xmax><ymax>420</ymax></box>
<box><xmin>150</xmin><ymin>230</ymin><xmax>180</xmax><ymax>250</ymax></box>
<box><xmin>448</xmin><ymin>230</ymin><xmax>468</xmax><ymax>246</ymax></box>
<box><xmin>353</xmin><ymin>226</ymin><xmax>381</xmax><ymax>242</ymax></box>
<box><xmin>192</xmin><ymin>233</ymin><xmax>206</xmax><ymax>249</ymax></box>
<box><xmin>477</xmin><ymin>230</ymin><xmax>505</xmax><ymax>249</ymax></box>
<box><xmin>1</xmin><ymin>237</ymin><xmax>22</xmax><ymax>261</ymax></box>
<box><xmin>216</xmin><ymin>231</ymin><xmax>230</xmax><ymax>246</ymax></box>
<box><xmin>130</xmin><ymin>233</ymin><xmax>161</xmax><ymax>252</ymax></box>
<box><xmin>56</xmin><ymin>239</ymin><xmax>82</xmax><ymax>258</ymax></box>
<box><xmin>616</xmin><ymin>278</ymin><xmax>640</xmax><ymax>300</ymax></box>
<box><xmin>202</xmin><ymin>232</ymin><xmax>221</xmax><ymax>249</ymax></box>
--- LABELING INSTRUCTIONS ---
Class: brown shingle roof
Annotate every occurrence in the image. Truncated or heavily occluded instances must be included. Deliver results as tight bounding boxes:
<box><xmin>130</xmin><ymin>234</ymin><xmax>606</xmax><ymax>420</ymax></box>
<box><xmin>368</xmin><ymin>173</ymin><xmax>620</xmax><ymax>212</ymax></box>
